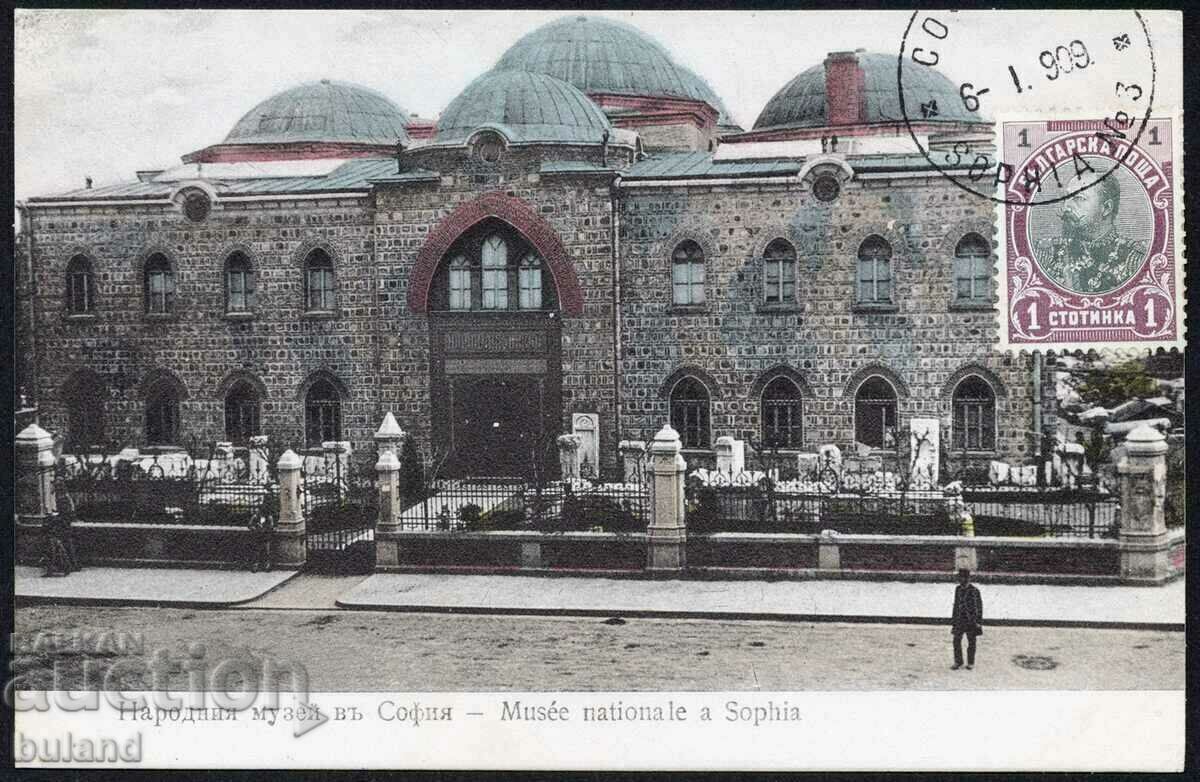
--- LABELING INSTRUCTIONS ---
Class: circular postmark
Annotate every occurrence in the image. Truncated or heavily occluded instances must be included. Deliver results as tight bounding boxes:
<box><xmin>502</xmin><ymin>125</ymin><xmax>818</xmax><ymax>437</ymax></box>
<box><xmin>896</xmin><ymin>10</ymin><xmax>1157</xmax><ymax>207</ymax></box>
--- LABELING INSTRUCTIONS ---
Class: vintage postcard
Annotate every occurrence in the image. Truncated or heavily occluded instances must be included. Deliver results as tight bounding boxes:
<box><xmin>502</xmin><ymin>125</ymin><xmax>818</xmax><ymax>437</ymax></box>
<box><xmin>11</xmin><ymin>7</ymin><xmax>1185</xmax><ymax>772</ymax></box>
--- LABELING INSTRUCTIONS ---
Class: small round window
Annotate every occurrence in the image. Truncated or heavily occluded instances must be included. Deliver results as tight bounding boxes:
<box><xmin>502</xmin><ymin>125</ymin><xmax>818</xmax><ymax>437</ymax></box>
<box><xmin>812</xmin><ymin>174</ymin><xmax>841</xmax><ymax>202</ymax></box>
<box><xmin>475</xmin><ymin>134</ymin><xmax>504</xmax><ymax>164</ymax></box>
<box><xmin>182</xmin><ymin>190</ymin><xmax>212</xmax><ymax>222</ymax></box>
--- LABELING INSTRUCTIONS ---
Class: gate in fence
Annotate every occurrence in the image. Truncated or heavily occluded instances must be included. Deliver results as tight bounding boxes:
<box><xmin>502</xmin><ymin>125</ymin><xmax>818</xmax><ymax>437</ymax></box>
<box><xmin>300</xmin><ymin>449</ymin><xmax>379</xmax><ymax>573</ymax></box>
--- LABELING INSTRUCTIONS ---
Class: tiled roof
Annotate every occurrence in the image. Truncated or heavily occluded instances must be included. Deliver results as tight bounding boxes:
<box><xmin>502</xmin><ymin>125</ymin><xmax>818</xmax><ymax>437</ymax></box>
<box><xmin>224</xmin><ymin>80</ymin><xmax>411</xmax><ymax>146</ymax></box>
<box><xmin>434</xmin><ymin>70</ymin><xmax>612</xmax><ymax>146</ymax></box>
<box><xmin>494</xmin><ymin>15</ymin><xmax>736</xmax><ymax>128</ymax></box>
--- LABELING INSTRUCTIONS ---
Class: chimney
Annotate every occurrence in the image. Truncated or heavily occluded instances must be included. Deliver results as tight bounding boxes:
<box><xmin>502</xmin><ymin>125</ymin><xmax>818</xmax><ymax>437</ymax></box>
<box><xmin>824</xmin><ymin>50</ymin><xmax>866</xmax><ymax>126</ymax></box>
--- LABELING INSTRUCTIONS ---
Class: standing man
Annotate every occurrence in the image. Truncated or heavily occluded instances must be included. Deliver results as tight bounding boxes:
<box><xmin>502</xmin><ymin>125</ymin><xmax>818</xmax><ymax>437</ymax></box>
<box><xmin>951</xmin><ymin>568</ymin><xmax>984</xmax><ymax>669</ymax></box>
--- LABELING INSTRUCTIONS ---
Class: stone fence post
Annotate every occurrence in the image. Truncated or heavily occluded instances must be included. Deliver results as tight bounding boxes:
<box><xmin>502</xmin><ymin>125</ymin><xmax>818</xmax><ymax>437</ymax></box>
<box><xmin>647</xmin><ymin>424</ymin><xmax>687</xmax><ymax>572</ymax></box>
<box><xmin>1118</xmin><ymin>425</ymin><xmax>1170</xmax><ymax>583</ymax></box>
<box><xmin>273</xmin><ymin>449</ymin><xmax>305</xmax><ymax>568</ymax></box>
<box><xmin>375</xmin><ymin>449</ymin><xmax>402</xmax><ymax>568</ymax></box>
<box><xmin>374</xmin><ymin>412</ymin><xmax>405</xmax><ymax>457</ymax></box>
<box><xmin>558</xmin><ymin>434</ymin><xmax>582</xmax><ymax>482</ymax></box>
<box><xmin>619</xmin><ymin>440</ymin><xmax>646</xmax><ymax>483</ymax></box>
<box><xmin>16</xmin><ymin>423</ymin><xmax>58</xmax><ymax>565</ymax></box>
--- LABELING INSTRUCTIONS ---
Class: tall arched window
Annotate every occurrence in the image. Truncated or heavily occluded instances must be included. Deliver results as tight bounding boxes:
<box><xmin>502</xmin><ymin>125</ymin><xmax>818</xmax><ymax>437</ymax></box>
<box><xmin>952</xmin><ymin>376</ymin><xmax>997</xmax><ymax>451</ymax></box>
<box><xmin>63</xmin><ymin>373</ymin><xmax>106</xmax><ymax>449</ymax></box>
<box><xmin>304</xmin><ymin>379</ymin><xmax>342</xmax><ymax>447</ymax></box>
<box><xmin>761</xmin><ymin>377</ymin><xmax>803</xmax><ymax>448</ymax></box>
<box><xmin>854</xmin><ymin>376</ymin><xmax>898</xmax><ymax>449</ymax></box>
<box><xmin>954</xmin><ymin>233</ymin><xmax>991</xmax><ymax>304</ymax></box>
<box><xmin>856</xmin><ymin>236</ymin><xmax>892</xmax><ymax>304</ymax></box>
<box><xmin>225</xmin><ymin>252</ymin><xmax>255</xmax><ymax>313</ymax></box>
<box><xmin>66</xmin><ymin>255</ymin><xmax>95</xmax><ymax>314</ymax></box>
<box><xmin>670</xmin><ymin>376</ymin><xmax>711</xmax><ymax>449</ymax></box>
<box><xmin>671</xmin><ymin>241</ymin><xmax>705</xmax><ymax>306</ymax></box>
<box><xmin>304</xmin><ymin>249</ymin><xmax>335</xmax><ymax>312</ymax></box>
<box><xmin>144</xmin><ymin>253</ymin><xmax>175</xmax><ymax>314</ymax></box>
<box><xmin>518</xmin><ymin>253</ymin><xmax>543</xmax><ymax>310</ymax></box>
<box><xmin>224</xmin><ymin>381</ymin><xmax>261</xmax><ymax>444</ymax></box>
<box><xmin>145</xmin><ymin>384</ymin><xmax>181</xmax><ymax>446</ymax></box>
<box><xmin>481</xmin><ymin>235</ymin><xmax>509</xmax><ymax>310</ymax></box>
<box><xmin>433</xmin><ymin>223</ymin><xmax>551</xmax><ymax>312</ymax></box>
<box><xmin>762</xmin><ymin>239</ymin><xmax>797</xmax><ymax>305</ymax></box>
<box><xmin>448</xmin><ymin>255</ymin><xmax>471</xmax><ymax>311</ymax></box>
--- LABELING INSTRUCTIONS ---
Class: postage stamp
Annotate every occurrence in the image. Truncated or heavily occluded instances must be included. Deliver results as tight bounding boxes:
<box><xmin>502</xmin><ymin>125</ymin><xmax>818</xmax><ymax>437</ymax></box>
<box><xmin>997</xmin><ymin>115</ymin><xmax>1184</xmax><ymax>351</ymax></box>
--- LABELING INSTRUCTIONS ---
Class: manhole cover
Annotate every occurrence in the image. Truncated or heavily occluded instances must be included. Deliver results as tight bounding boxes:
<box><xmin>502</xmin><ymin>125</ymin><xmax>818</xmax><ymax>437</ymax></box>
<box><xmin>1012</xmin><ymin>654</ymin><xmax>1059</xmax><ymax>670</ymax></box>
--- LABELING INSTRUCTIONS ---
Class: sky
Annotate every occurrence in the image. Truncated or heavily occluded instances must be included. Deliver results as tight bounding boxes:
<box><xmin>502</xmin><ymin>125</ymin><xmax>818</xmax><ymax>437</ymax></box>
<box><xmin>14</xmin><ymin>9</ymin><xmax>1181</xmax><ymax>203</ymax></box>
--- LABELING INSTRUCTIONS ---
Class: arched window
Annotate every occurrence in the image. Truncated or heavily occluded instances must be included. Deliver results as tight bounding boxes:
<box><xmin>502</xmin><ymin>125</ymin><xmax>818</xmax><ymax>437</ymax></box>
<box><xmin>518</xmin><ymin>253</ymin><xmax>543</xmax><ymax>310</ymax></box>
<box><xmin>954</xmin><ymin>233</ymin><xmax>991</xmax><ymax>304</ymax></box>
<box><xmin>952</xmin><ymin>376</ymin><xmax>997</xmax><ymax>451</ymax></box>
<box><xmin>856</xmin><ymin>236</ymin><xmax>892</xmax><ymax>304</ymax></box>
<box><xmin>63</xmin><ymin>374</ymin><xmax>106</xmax><ymax>449</ymax></box>
<box><xmin>854</xmin><ymin>376</ymin><xmax>897</xmax><ymax>449</ymax></box>
<box><xmin>304</xmin><ymin>379</ymin><xmax>342</xmax><ymax>447</ymax></box>
<box><xmin>145</xmin><ymin>384</ymin><xmax>180</xmax><ymax>446</ymax></box>
<box><xmin>671</xmin><ymin>241</ymin><xmax>706</xmax><ymax>306</ymax></box>
<box><xmin>66</xmin><ymin>255</ymin><xmax>95</xmax><ymax>314</ymax></box>
<box><xmin>481</xmin><ymin>235</ymin><xmax>508</xmax><ymax>310</ymax></box>
<box><xmin>304</xmin><ymin>249</ymin><xmax>335</xmax><ymax>312</ymax></box>
<box><xmin>225</xmin><ymin>252</ymin><xmax>255</xmax><ymax>313</ymax></box>
<box><xmin>762</xmin><ymin>239</ymin><xmax>797</xmax><ymax>305</ymax></box>
<box><xmin>670</xmin><ymin>376</ymin><xmax>711</xmax><ymax>449</ymax></box>
<box><xmin>224</xmin><ymin>380</ymin><xmax>261</xmax><ymax>444</ymax></box>
<box><xmin>433</xmin><ymin>222</ymin><xmax>552</xmax><ymax>312</ymax></box>
<box><xmin>761</xmin><ymin>376</ymin><xmax>803</xmax><ymax>448</ymax></box>
<box><xmin>448</xmin><ymin>255</ymin><xmax>472</xmax><ymax>311</ymax></box>
<box><xmin>144</xmin><ymin>253</ymin><xmax>175</xmax><ymax>314</ymax></box>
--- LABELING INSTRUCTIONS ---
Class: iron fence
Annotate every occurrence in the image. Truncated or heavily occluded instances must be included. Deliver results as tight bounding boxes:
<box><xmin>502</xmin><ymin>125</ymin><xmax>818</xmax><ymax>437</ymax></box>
<box><xmin>961</xmin><ymin>486</ymin><xmax>1121</xmax><ymax>539</ymax></box>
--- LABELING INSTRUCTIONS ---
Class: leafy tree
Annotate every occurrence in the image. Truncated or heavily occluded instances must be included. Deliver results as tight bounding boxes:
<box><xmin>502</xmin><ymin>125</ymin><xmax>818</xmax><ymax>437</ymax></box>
<box><xmin>1074</xmin><ymin>360</ymin><xmax>1157</xmax><ymax>409</ymax></box>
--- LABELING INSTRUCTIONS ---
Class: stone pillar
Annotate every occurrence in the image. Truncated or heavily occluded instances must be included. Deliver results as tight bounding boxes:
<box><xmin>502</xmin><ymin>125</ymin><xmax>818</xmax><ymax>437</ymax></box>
<box><xmin>272</xmin><ymin>449</ymin><xmax>305</xmax><ymax>568</ymax></box>
<box><xmin>1118</xmin><ymin>425</ymin><xmax>1170</xmax><ymax>583</ymax></box>
<box><xmin>817</xmin><ymin>529</ymin><xmax>840</xmax><ymax>571</ymax></box>
<box><xmin>619</xmin><ymin>440</ymin><xmax>647</xmax><ymax>484</ymax></box>
<box><xmin>374</xmin><ymin>412</ymin><xmax>405</xmax><ymax>457</ymax></box>
<box><xmin>647</xmin><ymin>424</ymin><xmax>687</xmax><ymax>572</ymax></box>
<box><xmin>374</xmin><ymin>449</ymin><xmax>402</xmax><ymax>568</ymax></box>
<box><xmin>714</xmin><ymin>436</ymin><xmax>745</xmax><ymax>476</ymax></box>
<box><xmin>557</xmin><ymin>434</ymin><xmax>582</xmax><ymax>482</ymax></box>
<box><xmin>908</xmin><ymin>417</ymin><xmax>940</xmax><ymax>490</ymax></box>
<box><xmin>16</xmin><ymin>423</ymin><xmax>58</xmax><ymax>565</ymax></box>
<box><xmin>248</xmin><ymin>435</ymin><xmax>270</xmax><ymax>482</ymax></box>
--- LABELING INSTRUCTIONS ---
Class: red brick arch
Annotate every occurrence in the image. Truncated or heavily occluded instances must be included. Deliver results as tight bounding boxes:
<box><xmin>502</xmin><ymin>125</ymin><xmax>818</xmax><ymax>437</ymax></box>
<box><xmin>407</xmin><ymin>192</ymin><xmax>584</xmax><ymax>316</ymax></box>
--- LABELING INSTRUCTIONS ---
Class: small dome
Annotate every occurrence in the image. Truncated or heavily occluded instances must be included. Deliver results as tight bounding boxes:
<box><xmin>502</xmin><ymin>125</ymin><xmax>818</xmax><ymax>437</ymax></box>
<box><xmin>495</xmin><ymin>15</ymin><xmax>734</xmax><ymax>127</ymax></box>
<box><xmin>225</xmin><ymin>80</ymin><xmax>411</xmax><ymax>146</ymax></box>
<box><xmin>435</xmin><ymin>70</ymin><xmax>612</xmax><ymax>145</ymax></box>
<box><xmin>754</xmin><ymin>51</ymin><xmax>983</xmax><ymax>131</ymax></box>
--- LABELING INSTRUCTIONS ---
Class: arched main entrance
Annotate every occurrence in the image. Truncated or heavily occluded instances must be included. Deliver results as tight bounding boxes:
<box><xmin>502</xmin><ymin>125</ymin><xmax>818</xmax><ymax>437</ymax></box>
<box><xmin>421</xmin><ymin>211</ymin><xmax>567</xmax><ymax>479</ymax></box>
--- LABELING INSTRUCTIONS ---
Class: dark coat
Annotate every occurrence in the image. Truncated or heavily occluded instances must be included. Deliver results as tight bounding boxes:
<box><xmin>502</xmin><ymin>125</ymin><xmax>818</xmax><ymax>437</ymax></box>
<box><xmin>951</xmin><ymin>583</ymin><xmax>983</xmax><ymax>635</ymax></box>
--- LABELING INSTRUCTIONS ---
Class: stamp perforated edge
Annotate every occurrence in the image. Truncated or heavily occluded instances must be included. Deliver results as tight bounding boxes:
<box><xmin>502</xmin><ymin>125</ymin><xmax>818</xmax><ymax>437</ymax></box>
<box><xmin>995</xmin><ymin>108</ymin><xmax>1186</xmax><ymax>355</ymax></box>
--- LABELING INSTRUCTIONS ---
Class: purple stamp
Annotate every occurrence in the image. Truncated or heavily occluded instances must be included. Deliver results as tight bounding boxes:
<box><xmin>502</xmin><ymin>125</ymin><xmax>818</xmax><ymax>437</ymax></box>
<box><xmin>999</xmin><ymin>116</ymin><xmax>1184</xmax><ymax>351</ymax></box>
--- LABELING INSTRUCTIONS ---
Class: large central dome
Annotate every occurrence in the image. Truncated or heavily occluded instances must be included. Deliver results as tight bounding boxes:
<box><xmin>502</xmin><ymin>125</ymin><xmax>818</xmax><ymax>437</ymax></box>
<box><xmin>494</xmin><ymin>15</ymin><xmax>735</xmax><ymax>127</ymax></box>
<box><xmin>225</xmin><ymin>80</ymin><xmax>412</xmax><ymax>146</ymax></box>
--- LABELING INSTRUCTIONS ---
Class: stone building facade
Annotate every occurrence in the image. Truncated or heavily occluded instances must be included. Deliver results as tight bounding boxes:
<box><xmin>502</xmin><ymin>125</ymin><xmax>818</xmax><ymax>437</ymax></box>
<box><xmin>16</xmin><ymin>16</ymin><xmax>1054</xmax><ymax>478</ymax></box>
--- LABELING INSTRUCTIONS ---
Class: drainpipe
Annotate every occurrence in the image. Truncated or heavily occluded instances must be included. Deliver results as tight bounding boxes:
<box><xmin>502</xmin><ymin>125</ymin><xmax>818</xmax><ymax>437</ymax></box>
<box><xmin>17</xmin><ymin>203</ymin><xmax>40</xmax><ymax>413</ymax></box>
<box><xmin>610</xmin><ymin>174</ymin><xmax>623</xmax><ymax>458</ymax></box>
<box><xmin>1032</xmin><ymin>351</ymin><xmax>1044</xmax><ymax>480</ymax></box>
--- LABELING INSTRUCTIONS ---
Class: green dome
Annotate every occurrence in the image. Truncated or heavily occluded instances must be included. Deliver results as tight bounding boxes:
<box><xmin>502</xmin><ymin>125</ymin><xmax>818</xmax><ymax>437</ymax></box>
<box><xmin>225</xmin><ymin>80</ymin><xmax>411</xmax><ymax>145</ymax></box>
<box><xmin>435</xmin><ymin>70</ymin><xmax>612</xmax><ymax>145</ymax></box>
<box><xmin>495</xmin><ymin>15</ymin><xmax>735</xmax><ymax>127</ymax></box>
<box><xmin>754</xmin><ymin>51</ymin><xmax>984</xmax><ymax>131</ymax></box>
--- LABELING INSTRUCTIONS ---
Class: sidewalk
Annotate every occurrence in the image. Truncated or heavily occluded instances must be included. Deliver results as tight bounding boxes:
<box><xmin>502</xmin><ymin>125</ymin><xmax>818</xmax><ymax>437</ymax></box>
<box><xmin>336</xmin><ymin>573</ymin><xmax>1185</xmax><ymax>630</ymax></box>
<box><xmin>15</xmin><ymin>566</ymin><xmax>298</xmax><ymax>607</ymax></box>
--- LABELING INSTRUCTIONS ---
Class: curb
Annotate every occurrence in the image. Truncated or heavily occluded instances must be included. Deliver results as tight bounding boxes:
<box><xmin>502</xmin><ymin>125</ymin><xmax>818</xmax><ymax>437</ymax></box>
<box><xmin>15</xmin><ymin>569</ymin><xmax>302</xmax><ymax>609</ymax></box>
<box><xmin>331</xmin><ymin>599</ymin><xmax>1184</xmax><ymax>631</ymax></box>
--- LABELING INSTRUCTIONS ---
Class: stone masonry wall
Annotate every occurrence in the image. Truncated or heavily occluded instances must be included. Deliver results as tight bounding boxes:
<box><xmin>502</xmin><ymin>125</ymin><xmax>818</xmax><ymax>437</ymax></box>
<box><xmin>618</xmin><ymin>173</ymin><xmax>1043</xmax><ymax>465</ymax></box>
